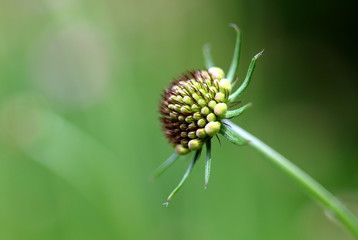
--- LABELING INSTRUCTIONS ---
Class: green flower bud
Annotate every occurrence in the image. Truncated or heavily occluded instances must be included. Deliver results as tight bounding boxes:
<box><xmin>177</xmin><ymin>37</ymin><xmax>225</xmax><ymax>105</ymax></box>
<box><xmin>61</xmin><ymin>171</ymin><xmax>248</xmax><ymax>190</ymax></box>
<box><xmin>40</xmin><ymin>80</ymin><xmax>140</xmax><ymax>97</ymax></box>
<box><xmin>188</xmin><ymin>139</ymin><xmax>202</xmax><ymax>151</ymax></box>
<box><xmin>191</xmin><ymin>104</ymin><xmax>200</xmax><ymax>111</ymax></box>
<box><xmin>215</xmin><ymin>92</ymin><xmax>226</xmax><ymax>102</ymax></box>
<box><xmin>214</xmin><ymin>103</ymin><xmax>227</xmax><ymax>118</ymax></box>
<box><xmin>193</xmin><ymin>112</ymin><xmax>202</xmax><ymax>120</ymax></box>
<box><xmin>196</xmin><ymin>128</ymin><xmax>207</xmax><ymax>138</ymax></box>
<box><xmin>168</xmin><ymin>104</ymin><xmax>175</xmax><ymax>110</ymax></box>
<box><xmin>176</xmin><ymin>95</ymin><xmax>183</xmax><ymax>103</ymax></box>
<box><xmin>208</xmin><ymin>100</ymin><xmax>217</xmax><ymax>110</ymax></box>
<box><xmin>188</xmin><ymin>131</ymin><xmax>196</xmax><ymax>139</ymax></box>
<box><xmin>197</xmin><ymin>118</ymin><xmax>207</xmax><ymax>127</ymax></box>
<box><xmin>188</xmin><ymin>122</ymin><xmax>197</xmax><ymax>130</ymax></box>
<box><xmin>209</xmin><ymin>86</ymin><xmax>218</xmax><ymax>94</ymax></box>
<box><xmin>208</xmin><ymin>67</ymin><xmax>225</xmax><ymax>79</ymax></box>
<box><xmin>169</xmin><ymin>111</ymin><xmax>175</xmax><ymax>117</ymax></box>
<box><xmin>180</xmin><ymin>105</ymin><xmax>191</xmax><ymax>114</ymax></box>
<box><xmin>183</xmin><ymin>96</ymin><xmax>193</xmax><ymax>105</ymax></box>
<box><xmin>174</xmin><ymin>104</ymin><xmax>181</xmax><ymax>112</ymax></box>
<box><xmin>185</xmin><ymin>116</ymin><xmax>194</xmax><ymax>123</ymax></box>
<box><xmin>206</xmin><ymin>113</ymin><xmax>216</xmax><ymax>122</ymax></box>
<box><xmin>181</xmin><ymin>139</ymin><xmax>189</xmax><ymax>145</ymax></box>
<box><xmin>175</xmin><ymin>144</ymin><xmax>190</xmax><ymax>155</ymax></box>
<box><xmin>219</xmin><ymin>78</ymin><xmax>232</xmax><ymax>92</ymax></box>
<box><xmin>204</xmin><ymin>121</ymin><xmax>221</xmax><ymax>136</ymax></box>
<box><xmin>199</xmin><ymin>88</ymin><xmax>207</xmax><ymax>96</ymax></box>
<box><xmin>197</xmin><ymin>99</ymin><xmax>207</xmax><ymax>107</ymax></box>
<box><xmin>192</xmin><ymin>93</ymin><xmax>201</xmax><ymax>102</ymax></box>
<box><xmin>180</xmin><ymin>132</ymin><xmax>187</xmax><ymax>138</ymax></box>
<box><xmin>201</xmin><ymin>106</ymin><xmax>210</xmax><ymax>115</ymax></box>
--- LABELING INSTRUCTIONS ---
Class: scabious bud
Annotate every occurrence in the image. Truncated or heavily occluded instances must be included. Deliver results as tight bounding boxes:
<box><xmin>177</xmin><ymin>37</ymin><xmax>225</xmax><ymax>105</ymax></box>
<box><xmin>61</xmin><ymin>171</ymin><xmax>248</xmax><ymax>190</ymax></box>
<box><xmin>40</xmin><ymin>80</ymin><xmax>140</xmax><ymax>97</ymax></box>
<box><xmin>159</xmin><ymin>68</ymin><xmax>232</xmax><ymax>154</ymax></box>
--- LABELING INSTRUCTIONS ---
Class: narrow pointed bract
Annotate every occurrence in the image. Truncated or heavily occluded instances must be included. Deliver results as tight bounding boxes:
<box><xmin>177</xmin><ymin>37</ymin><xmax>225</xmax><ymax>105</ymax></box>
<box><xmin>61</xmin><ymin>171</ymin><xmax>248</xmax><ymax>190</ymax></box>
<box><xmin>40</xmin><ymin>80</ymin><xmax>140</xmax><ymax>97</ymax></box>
<box><xmin>226</xmin><ymin>24</ymin><xmax>242</xmax><ymax>83</ymax></box>
<box><xmin>225</xmin><ymin>103</ymin><xmax>252</xmax><ymax>119</ymax></box>
<box><xmin>204</xmin><ymin>140</ymin><xmax>212</xmax><ymax>189</ymax></box>
<box><xmin>151</xmin><ymin>152</ymin><xmax>180</xmax><ymax>179</ymax></box>
<box><xmin>229</xmin><ymin>50</ymin><xmax>264</xmax><ymax>102</ymax></box>
<box><xmin>203</xmin><ymin>44</ymin><xmax>215</xmax><ymax>69</ymax></box>
<box><xmin>163</xmin><ymin>150</ymin><xmax>202</xmax><ymax>206</ymax></box>
<box><xmin>219</xmin><ymin>121</ymin><xmax>248</xmax><ymax>146</ymax></box>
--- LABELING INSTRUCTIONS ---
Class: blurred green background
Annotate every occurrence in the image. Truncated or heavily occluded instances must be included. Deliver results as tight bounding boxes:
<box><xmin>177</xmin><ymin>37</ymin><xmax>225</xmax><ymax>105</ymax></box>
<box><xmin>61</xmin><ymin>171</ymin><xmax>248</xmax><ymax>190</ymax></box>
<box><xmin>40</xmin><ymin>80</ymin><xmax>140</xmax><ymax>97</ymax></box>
<box><xmin>0</xmin><ymin>0</ymin><xmax>357</xmax><ymax>239</ymax></box>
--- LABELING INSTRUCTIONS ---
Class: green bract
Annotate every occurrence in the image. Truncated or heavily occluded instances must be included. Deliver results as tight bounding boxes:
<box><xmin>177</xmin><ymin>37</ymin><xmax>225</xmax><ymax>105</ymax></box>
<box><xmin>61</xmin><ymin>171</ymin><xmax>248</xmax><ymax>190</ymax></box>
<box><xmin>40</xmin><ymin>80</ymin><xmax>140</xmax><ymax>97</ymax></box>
<box><xmin>156</xmin><ymin>24</ymin><xmax>263</xmax><ymax>206</ymax></box>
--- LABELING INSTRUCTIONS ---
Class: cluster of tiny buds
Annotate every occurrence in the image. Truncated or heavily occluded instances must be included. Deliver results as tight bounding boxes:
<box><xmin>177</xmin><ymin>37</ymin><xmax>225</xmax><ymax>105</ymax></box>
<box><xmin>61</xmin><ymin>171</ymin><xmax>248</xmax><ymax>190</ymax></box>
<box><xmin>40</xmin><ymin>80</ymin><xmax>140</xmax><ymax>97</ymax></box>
<box><xmin>159</xmin><ymin>67</ymin><xmax>232</xmax><ymax>155</ymax></box>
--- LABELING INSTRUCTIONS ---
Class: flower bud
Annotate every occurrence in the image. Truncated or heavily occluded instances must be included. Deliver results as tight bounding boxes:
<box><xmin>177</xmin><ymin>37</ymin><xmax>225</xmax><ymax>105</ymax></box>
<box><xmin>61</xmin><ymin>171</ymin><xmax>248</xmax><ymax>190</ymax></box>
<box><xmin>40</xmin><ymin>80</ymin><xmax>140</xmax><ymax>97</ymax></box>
<box><xmin>188</xmin><ymin>139</ymin><xmax>202</xmax><ymax>151</ymax></box>
<box><xmin>208</xmin><ymin>100</ymin><xmax>217</xmax><ymax>110</ymax></box>
<box><xmin>176</xmin><ymin>144</ymin><xmax>190</xmax><ymax>155</ymax></box>
<box><xmin>201</xmin><ymin>106</ymin><xmax>210</xmax><ymax>115</ymax></box>
<box><xmin>183</xmin><ymin>96</ymin><xmax>193</xmax><ymax>105</ymax></box>
<box><xmin>197</xmin><ymin>118</ymin><xmax>206</xmax><ymax>127</ymax></box>
<box><xmin>197</xmin><ymin>99</ymin><xmax>207</xmax><ymax>107</ymax></box>
<box><xmin>193</xmin><ymin>112</ymin><xmax>202</xmax><ymax>120</ymax></box>
<box><xmin>215</xmin><ymin>92</ymin><xmax>226</xmax><ymax>102</ymax></box>
<box><xmin>196</xmin><ymin>128</ymin><xmax>207</xmax><ymax>138</ymax></box>
<box><xmin>180</xmin><ymin>105</ymin><xmax>191</xmax><ymax>114</ymax></box>
<box><xmin>188</xmin><ymin>131</ymin><xmax>196</xmax><ymax>139</ymax></box>
<box><xmin>219</xmin><ymin>78</ymin><xmax>232</xmax><ymax>92</ymax></box>
<box><xmin>214</xmin><ymin>103</ymin><xmax>227</xmax><ymax>118</ymax></box>
<box><xmin>208</xmin><ymin>67</ymin><xmax>225</xmax><ymax>79</ymax></box>
<box><xmin>206</xmin><ymin>113</ymin><xmax>217</xmax><ymax>122</ymax></box>
<box><xmin>185</xmin><ymin>116</ymin><xmax>194</xmax><ymax>123</ymax></box>
<box><xmin>204</xmin><ymin>121</ymin><xmax>221</xmax><ymax>136</ymax></box>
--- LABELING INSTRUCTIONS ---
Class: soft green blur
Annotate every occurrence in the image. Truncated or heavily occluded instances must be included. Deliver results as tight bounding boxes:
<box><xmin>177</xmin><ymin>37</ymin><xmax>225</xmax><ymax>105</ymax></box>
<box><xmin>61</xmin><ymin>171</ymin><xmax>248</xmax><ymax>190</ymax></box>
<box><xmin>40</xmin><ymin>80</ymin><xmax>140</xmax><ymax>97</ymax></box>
<box><xmin>0</xmin><ymin>0</ymin><xmax>357</xmax><ymax>240</ymax></box>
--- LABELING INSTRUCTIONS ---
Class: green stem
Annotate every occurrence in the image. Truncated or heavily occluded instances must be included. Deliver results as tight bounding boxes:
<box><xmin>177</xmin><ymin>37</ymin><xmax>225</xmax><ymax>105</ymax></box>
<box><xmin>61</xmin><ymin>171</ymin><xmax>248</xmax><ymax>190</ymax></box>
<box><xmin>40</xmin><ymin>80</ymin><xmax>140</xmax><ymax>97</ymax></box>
<box><xmin>223</xmin><ymin>120</ymin><xmax>358</xmax><ymax>238</ymax></box>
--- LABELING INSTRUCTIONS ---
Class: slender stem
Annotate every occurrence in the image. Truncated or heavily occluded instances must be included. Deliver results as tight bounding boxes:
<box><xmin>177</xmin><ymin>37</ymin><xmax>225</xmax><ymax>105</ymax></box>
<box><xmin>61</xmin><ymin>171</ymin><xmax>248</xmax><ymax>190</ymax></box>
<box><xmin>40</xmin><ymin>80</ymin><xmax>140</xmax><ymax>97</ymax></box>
<box><xmin>223</xmin><ymin>120</ymin><xmax>358</xmax><ymax>238</ymax></box>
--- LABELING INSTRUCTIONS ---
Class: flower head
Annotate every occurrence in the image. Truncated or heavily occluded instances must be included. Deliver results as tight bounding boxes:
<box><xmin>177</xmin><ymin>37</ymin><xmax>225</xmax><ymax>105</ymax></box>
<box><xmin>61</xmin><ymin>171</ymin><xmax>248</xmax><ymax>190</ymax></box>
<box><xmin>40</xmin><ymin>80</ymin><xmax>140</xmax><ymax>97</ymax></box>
<box><xmin>154</xmin><ymin>24</ymin><xmax>263</xmax><ymax>206</ymax></box>
<box><xmin>159</xmin><ymin>68</ymin><xmax>231</xmax><ymax>155</ymax></box>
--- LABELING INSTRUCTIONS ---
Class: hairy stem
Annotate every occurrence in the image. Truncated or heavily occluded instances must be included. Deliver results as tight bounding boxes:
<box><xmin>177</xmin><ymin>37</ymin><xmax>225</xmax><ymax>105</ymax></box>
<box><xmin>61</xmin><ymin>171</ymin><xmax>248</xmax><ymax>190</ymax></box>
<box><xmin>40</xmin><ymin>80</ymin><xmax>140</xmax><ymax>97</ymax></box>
<box><xmin>223</xmin><ymin>120</ymin><xmax>358</xmax><ymax>238</ymax></box>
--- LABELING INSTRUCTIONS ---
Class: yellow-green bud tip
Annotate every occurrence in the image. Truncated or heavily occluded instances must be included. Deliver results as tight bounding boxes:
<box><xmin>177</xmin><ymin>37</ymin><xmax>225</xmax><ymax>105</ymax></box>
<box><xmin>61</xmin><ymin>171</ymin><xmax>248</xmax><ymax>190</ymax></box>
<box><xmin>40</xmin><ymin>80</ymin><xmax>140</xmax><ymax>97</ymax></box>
<box><xmin>215</xmin><ymin>92</ymin><xmax>226</xmax><ymax>102</ymax></box>
<box><xmin>188</xmin><ymin>139</ymin><xmax>202</xmax><ymax>151</ymax></box>
<box><xmin>196</xmin><ymin>128</ymin><xmax>207</xmax><ymax>138</ymax></box>
<box><xmin>205</xmin><ymin>121</ymin><xmax>221</xmax><ymax>136</ymax></box>
<box><xmin>206</xmin><ymin>112</ymin><xmax>217</xmax><ymax>122</ymax></box>
<box><xmin>175</xmin><ymin>144</ymin><xmax>190</xmax><ymax>155</ymax></box>
<box><xmin>219</xmin><ymin>78</ymin><xmax>232</xmax><ymax>92</ymax></box>
<box><xmin>214</xmin><ymin>103</ymin><xmax>227</xmax><ymax>117</ymax></box>
<box><xmin>208</xmin><ymin>67</ymin><xmax>225</xmax><ymax>79</ymax></box>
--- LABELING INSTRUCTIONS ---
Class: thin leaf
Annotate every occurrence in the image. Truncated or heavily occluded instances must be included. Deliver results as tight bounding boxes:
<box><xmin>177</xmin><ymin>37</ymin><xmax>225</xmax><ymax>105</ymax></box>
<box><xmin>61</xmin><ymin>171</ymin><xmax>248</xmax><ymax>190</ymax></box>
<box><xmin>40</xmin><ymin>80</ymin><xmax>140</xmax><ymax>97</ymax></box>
<box><xmin>203</xmin><ymin>44</ymin><xmax>215</xmax><ymax>69</ymax></box>
<box><xmin>204</xmin><ymin>140</ymin><xmax>212</xmax><ymax>189</ymax></box>
<box><xmin>163</xmin><ymin>149</ymin><xmax>202</xmax><ymax>206</ymax></box>
<box><xmin>219</xmin><ymin>121</ymin><xmax>248</xmax><ymax>146</ymax></box>
<box><xmin>229</xmin><ymin>50</ymin><xmax>264</xmax><ymax>102</ymax></box>
<box><xmin>225</xmin><ymin>103</ymin><xmax>252</xmax><ymax>119</ymax></box>
<box><xmin>226</xmin><ymin>24</ymin><xmax>242</xmax><ymax>83</ymax></box>
<box><xmin>151</xmin><ymin>152</ymin><xmax>179</xmax><ymax>180</ymax></box>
